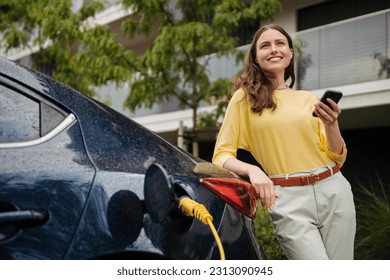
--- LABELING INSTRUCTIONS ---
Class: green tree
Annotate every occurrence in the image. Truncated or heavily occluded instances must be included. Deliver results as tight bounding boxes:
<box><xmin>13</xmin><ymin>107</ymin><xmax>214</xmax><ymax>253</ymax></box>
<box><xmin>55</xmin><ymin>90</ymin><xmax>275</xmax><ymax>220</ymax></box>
<box><xmin>120</xmin><ymin>0</ymin><xmax>282</xmax><ymax>153</ymax></box>
<box><xmin>0</xmin><ymin>0</ymin><xmax>135</xmax><ymax>96</ymax></box>
<box><xmin>0</xmin><ymin>0</ymin><xmax>282</xmax><ymax>154</ymax></box>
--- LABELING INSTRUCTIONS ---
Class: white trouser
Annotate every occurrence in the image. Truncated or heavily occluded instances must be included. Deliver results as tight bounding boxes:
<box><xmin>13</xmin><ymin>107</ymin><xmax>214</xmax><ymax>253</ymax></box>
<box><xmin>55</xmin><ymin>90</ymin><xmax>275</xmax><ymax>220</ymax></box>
<box><xmin>269</xmin><ymin>170</ymin><xmax>356</xmax><ymax>260</ymax></box>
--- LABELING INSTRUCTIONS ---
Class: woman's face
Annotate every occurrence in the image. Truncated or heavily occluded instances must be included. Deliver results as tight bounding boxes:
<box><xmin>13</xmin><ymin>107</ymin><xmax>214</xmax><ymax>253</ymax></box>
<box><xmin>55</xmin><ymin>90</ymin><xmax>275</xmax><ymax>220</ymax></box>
<box><xmin>255</xmin><ymin>28</ymin><xmax>293</xmax><ymax>76</ymax></box>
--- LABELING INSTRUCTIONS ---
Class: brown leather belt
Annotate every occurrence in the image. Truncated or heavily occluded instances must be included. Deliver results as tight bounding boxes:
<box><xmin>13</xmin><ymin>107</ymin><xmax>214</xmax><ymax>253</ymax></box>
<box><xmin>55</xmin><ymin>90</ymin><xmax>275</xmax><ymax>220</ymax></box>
<box><xmin>270</xmin><ymin>165</ymin><xmax>340</xmax><ymax>187</ymax></box>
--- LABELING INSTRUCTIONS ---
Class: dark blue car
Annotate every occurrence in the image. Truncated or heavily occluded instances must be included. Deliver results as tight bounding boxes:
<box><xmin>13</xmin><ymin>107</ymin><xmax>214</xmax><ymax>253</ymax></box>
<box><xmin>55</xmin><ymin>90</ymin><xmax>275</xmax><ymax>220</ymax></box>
<box><xmin>0</xmin><ymin>56</ymin><xmax>264</xmax><ymax>260</ymax></box>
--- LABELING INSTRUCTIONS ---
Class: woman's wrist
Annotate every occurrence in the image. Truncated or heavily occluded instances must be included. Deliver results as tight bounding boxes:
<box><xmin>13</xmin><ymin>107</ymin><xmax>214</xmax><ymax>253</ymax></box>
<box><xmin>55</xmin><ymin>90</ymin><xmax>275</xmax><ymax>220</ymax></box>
<box><xmin>246</xmin><ymin>165</ymin><xmax>262</xmax><ymax>177</ymax></box>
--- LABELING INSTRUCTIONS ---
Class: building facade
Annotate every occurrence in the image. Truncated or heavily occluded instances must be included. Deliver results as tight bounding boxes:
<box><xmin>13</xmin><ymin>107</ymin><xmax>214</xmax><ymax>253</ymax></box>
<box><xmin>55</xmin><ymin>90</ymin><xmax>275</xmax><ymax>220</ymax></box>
<box><xmin>87</xmin><ymin>0</ymin><xmax>390</xmax><ymax>147</ymax></box>
<box><xmin>3</xmin><ymin>0</ymin><xmax>390</xmax><ymax>184</ymax></box>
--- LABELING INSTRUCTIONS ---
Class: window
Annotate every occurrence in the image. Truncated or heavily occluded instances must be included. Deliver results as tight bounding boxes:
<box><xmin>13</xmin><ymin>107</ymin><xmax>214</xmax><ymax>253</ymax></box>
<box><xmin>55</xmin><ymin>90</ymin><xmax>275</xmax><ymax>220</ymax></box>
<box><xmin>298</xmin><ymin>0</ymin><xmax>390</xmax><ymax>31</ymax></box>
<box><xmin>0</xmin><ymin>83</ymin><xmax>67</xmax><ymax>144</ymax></box>
<box><xmin>0</xmin><ymin>85</ymin><xmax>40</xmax><ymax>142</ymax></box>
<box><xmin>234</xmin><ymin>21</ymin><xmax>260</xmax><ymax>46</ymax></box>
<box><xmin>295</xmin><ymin>10</ymin><xmax>389</xmax><ymax>90</ymax></box>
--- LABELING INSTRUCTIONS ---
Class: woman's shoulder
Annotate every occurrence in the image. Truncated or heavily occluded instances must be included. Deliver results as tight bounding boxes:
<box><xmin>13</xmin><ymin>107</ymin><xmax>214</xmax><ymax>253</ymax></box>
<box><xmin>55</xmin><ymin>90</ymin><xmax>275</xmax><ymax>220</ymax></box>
<box><xmin>229</xmin><ymin>88</ymin><xmax>248</xmax><ymax>102</ymax></box>
<box><xmin>231</xmin><ymin>88</ymin><xmax>246</xmax><ymax>98</ymax></box>
<box><xmin>295</xmin><ymin>89</ymin><xmax>318</xmax><ymax>100</ymax></box>
<box><xmin>295</xmin><ymin>89</ymin><xmax>314</xmax><ymax>95</ymax></box>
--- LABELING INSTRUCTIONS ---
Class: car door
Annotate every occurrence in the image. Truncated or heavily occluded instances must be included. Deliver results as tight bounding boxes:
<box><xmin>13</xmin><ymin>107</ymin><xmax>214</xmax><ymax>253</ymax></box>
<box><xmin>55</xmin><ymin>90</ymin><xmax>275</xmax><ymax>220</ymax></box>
<box><xmin>0</xmin><ymin>76</ymin><xmax>95</xmax><ymax>259</ymax></box>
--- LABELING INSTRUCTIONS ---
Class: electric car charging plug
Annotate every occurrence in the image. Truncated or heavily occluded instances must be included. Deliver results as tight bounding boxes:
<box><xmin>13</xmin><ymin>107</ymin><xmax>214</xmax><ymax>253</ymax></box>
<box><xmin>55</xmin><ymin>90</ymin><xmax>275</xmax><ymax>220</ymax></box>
<box><xmin>178</xmin><ymin>196</ymin><xmax>225</xmax><ymax>260</ymax></box>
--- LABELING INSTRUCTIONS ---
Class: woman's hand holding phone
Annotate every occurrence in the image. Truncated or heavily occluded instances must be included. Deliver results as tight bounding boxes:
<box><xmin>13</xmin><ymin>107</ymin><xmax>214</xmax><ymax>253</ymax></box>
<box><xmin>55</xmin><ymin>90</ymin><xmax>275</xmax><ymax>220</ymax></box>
<box><xmin>313</xmin><ymin>90</ymin><xmax>343</xmax><ymax>120</ymax></box>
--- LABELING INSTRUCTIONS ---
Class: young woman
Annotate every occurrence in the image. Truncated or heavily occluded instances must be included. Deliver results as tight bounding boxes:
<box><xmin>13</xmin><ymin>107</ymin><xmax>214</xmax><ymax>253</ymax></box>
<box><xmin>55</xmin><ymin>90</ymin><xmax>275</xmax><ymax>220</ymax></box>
<box><xmin>212</xmin><ymin>24</ymin><xmax>356</xmax><ymax>260</ymax></box>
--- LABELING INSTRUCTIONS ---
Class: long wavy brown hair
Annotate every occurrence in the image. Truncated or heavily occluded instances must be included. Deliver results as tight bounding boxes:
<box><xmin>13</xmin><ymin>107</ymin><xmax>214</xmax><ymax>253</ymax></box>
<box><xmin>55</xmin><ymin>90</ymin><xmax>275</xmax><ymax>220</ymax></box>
<box><xmin>232</xmin><ymin>24</ymin><xmax>295</xmax><ymax>114</ymax></box>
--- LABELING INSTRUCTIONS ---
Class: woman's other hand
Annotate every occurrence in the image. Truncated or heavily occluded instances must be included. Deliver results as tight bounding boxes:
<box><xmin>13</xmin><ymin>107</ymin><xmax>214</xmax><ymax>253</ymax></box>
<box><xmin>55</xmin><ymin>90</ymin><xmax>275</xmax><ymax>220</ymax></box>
<box><xmin>247</xmin><ymin>165</ymin><xmax>277</xmax><ymax>210</ymax></box>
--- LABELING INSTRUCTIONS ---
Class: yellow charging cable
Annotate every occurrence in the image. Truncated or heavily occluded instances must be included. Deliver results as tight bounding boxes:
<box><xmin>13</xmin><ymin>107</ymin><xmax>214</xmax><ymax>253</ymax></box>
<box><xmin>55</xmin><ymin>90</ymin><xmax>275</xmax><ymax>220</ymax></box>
<box><xmin>178</xmin><ymin>197</ymin><xmax>225</xmax><ymax>260</ymax></box>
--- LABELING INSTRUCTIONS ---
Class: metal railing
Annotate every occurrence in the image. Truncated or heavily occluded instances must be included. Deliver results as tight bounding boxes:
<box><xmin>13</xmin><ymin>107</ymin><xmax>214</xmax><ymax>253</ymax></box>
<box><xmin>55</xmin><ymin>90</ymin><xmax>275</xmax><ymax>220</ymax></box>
<box><xmin>293</xmin><ymin>9</ymin><xmax>390</xmax><ymax>90</ymax></box>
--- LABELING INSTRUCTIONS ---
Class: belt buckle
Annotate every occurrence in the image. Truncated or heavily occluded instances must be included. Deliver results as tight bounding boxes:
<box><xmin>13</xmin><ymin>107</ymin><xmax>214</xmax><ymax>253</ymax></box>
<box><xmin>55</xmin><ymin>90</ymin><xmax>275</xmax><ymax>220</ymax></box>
<box><xmin>312</xmin><ymin>173</ymin><xmax>320</xmax><ymax>184</ymax></box>
<box><xmin>306</xmin><ymin>173</ymin><xmax>320</xmax><ymax>185</ymax></box>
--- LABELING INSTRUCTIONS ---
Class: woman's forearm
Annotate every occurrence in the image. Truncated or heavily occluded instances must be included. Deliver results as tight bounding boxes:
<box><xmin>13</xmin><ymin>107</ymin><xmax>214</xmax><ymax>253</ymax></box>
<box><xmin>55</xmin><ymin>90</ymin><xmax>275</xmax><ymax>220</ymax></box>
<box><xmin>324</xmin><ymin>121</ymin><xmax>345</xmax><ymax>155</ymax></box>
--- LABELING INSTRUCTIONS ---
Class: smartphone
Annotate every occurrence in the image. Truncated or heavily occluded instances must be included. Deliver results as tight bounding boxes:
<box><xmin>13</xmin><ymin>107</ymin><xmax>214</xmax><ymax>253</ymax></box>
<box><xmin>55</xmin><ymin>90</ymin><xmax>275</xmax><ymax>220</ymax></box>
<box><xmin>312</xmin><ymin>90</ymin><xmax>343</xmax><ymax>117</ymax></box>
